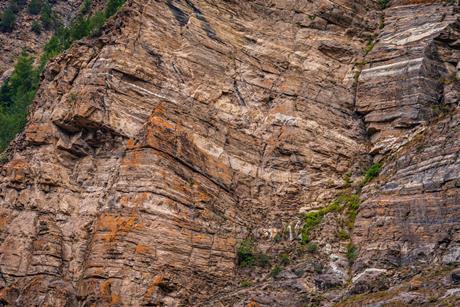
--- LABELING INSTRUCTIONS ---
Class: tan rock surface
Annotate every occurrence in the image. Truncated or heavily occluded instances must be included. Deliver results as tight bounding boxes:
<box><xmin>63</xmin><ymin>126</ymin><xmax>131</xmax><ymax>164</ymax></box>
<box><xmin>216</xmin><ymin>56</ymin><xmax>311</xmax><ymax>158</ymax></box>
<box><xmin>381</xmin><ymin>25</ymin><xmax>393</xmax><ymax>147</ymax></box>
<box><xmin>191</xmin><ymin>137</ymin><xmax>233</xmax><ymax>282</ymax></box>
<box><xmin>0</xmin><ymin>0</ymin><xmax>459</xmax><ymax>306</ymax></box>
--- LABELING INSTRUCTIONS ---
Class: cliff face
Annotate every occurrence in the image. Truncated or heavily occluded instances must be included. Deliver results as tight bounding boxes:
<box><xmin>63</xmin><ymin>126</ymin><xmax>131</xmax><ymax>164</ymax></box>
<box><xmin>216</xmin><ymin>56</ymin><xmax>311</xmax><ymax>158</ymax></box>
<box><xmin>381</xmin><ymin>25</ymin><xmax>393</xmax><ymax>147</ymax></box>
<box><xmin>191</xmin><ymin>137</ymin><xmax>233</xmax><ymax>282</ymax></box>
<box><xmin>356</xmin><ymin>0</ymin><xmax>460</xmax><ymax>273</ymax></box>
<box><xmin>0</xmin><ymin>0</ymin><xmax>459</xmax><ymax>306</ymax></box>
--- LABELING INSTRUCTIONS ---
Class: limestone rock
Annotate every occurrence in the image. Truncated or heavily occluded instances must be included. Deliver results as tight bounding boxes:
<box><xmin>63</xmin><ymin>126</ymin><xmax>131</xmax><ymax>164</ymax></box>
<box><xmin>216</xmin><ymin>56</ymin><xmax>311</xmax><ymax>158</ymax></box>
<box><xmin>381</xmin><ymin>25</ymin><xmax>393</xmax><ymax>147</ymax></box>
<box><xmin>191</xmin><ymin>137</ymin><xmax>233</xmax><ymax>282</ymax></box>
<box><xmin>0</xmin><ymin>0</ymin><xmax>459</xmax><ymax>306</ymax></box>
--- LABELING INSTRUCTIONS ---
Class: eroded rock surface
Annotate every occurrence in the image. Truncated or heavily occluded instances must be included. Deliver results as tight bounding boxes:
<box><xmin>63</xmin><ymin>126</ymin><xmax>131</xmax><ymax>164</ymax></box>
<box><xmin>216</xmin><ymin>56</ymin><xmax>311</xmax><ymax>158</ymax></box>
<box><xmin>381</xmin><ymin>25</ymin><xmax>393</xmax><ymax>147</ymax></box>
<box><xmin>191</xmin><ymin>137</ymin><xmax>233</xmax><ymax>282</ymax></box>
<box><xmin>351</xmin><ymin>1</ymin><xmax>460</xmax><ymax>304</ymax></box>
<box><xmin>0</xmin><ymin>0</ymin><xmax>459</xmax><ymax>306</ymax></box>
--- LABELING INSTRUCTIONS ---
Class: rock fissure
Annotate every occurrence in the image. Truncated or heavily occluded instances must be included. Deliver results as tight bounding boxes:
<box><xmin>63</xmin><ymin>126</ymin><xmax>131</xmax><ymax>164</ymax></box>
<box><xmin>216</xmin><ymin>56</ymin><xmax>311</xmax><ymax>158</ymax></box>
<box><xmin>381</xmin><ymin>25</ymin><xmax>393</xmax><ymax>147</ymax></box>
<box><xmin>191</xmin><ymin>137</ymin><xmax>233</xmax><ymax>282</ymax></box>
<box><xmin>0</xmin><ymin>0</ymin><xmax>459</xmax><ymax>305</ymax></box>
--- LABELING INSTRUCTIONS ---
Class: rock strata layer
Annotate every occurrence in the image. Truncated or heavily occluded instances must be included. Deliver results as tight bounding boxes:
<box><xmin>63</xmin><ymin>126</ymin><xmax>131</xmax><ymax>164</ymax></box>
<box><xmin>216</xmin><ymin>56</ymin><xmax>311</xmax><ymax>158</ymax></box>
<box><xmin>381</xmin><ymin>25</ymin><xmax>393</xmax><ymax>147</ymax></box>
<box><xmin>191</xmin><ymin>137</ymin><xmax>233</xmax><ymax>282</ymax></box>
<box><xmin>0</xmin><ymin>0</ymin><xmax>459</xmax><ymax>306</ymax></box>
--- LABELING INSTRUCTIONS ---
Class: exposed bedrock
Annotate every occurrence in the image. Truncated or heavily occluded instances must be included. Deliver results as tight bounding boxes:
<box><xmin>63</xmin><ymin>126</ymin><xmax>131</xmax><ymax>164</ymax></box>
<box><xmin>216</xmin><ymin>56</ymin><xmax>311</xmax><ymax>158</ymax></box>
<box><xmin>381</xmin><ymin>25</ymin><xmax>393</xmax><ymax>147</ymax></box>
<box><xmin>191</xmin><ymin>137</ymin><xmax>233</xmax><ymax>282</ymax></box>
<box><xmin>351</xmin><ymin>1</ymin><xmax>460</xmax><ymax>301</ymax></box>
<box><xmin>0</xmin><ymin>0</ymin><xmax>377</xmax><ymax>305</ymax></box>
<box><xmin>356</xmin><ymin>2</ymin><xmax>460</xmax><ymax>155</ymax></box>
<box><xmin>0</xmin><ymin>0</ymin><xmax>458</xmax><ymax>306</ymax></box>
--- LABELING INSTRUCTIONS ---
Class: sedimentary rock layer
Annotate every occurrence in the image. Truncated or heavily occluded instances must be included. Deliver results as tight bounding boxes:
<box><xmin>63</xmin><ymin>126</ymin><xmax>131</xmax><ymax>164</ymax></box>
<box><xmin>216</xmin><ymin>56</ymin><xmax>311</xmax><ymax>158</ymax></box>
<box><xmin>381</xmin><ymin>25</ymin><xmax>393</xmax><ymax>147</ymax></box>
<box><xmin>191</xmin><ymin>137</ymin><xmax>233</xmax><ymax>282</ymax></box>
<box><xmin>352</xmin><ymin>2</ymin><xmax>460</xmax><ymax>302</ymax></box>
<box><xmin>0</xmin><ymin>0</ymin><xmax>459</xmax><ymax>306</ymax></box>
<box><xmin>0</xmin><ymin>0</ymin><xmax>378</xmax><ymax>304</ymax></box>
<box><xmin>356</xmin><ymin>2</ymin><xmax>460</xmax><ymax>155</ymax></box>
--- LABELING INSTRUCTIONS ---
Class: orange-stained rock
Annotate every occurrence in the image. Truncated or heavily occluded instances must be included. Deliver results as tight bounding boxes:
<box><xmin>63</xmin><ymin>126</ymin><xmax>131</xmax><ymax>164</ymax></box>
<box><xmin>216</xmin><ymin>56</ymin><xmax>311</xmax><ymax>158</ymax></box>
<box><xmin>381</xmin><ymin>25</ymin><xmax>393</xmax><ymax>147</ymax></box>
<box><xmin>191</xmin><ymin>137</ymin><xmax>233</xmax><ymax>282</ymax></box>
<box><xmin>0</xmin><ymin>0</ymin><xmax>459</xmax><ymax>306</ymax></box>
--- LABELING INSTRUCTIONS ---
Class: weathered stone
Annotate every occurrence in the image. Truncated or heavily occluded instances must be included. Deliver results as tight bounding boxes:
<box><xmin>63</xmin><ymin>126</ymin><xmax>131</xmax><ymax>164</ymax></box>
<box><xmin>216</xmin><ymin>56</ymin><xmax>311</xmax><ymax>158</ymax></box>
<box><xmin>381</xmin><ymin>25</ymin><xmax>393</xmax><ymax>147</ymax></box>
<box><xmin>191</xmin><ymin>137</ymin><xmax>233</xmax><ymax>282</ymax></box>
<box><xmin>0</xmin><ymin>0</ymin><xmax>459</xmax><ymax>306</ymax></box>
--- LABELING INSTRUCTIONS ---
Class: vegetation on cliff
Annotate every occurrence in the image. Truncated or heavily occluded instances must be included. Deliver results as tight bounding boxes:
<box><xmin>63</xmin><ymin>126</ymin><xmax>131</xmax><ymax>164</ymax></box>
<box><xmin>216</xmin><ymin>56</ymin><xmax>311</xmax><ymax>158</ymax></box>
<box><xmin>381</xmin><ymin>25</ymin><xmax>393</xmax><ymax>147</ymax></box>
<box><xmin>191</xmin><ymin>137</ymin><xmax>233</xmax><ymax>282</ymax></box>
<box><xmin>0</xmin><ymin>6</ymin><xmax>16</xmax><ymax>32</ymax></box>
<box><xmin>0</xmin><ymin>53</ymin><xmax>39</xmax><ymax>152</ymax></box>
<box><xmin>0</xmin><ymin>0</ymin><xmax>127</xmax><ymax>153</ymax></box>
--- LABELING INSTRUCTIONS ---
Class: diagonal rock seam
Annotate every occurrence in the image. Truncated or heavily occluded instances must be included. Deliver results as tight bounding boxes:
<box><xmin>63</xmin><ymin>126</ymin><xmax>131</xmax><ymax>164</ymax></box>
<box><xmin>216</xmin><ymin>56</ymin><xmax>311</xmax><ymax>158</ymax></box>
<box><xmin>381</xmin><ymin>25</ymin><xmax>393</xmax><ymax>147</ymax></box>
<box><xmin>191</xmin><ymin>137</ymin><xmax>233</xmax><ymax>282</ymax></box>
<box><xmin>0</xmin><ymin>0</ymin><xmax>459</xmax><ymax>306</ymax></box>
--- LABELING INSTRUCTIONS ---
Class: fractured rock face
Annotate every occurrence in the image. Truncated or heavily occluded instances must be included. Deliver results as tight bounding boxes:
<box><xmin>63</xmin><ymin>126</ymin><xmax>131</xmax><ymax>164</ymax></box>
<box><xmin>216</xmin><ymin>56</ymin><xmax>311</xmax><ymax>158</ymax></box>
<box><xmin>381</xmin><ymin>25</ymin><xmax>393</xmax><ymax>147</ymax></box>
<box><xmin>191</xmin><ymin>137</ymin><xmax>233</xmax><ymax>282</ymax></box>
<box><xmin>353</xmin><ymin>106</ymin><xmax>460</xmax><ymax>273</ymax></box>
<box><xmin>352</xmin><ymin>1</ymin><xmax>460</xmax><ymax>298</ymax></box>
<box><xmin>356</xmin><ymin>2</ymin><xmax>460</xmax><ymax>155</ymax></box>
<box><xmin>0</xmin><ymin>0</ymin><xmax>377</xmax><ymax>304</ymax></box>
<box><xmin>0</xmin><ymin>0</ymin><xmax>459</xmax><ymax>306</ymax></box>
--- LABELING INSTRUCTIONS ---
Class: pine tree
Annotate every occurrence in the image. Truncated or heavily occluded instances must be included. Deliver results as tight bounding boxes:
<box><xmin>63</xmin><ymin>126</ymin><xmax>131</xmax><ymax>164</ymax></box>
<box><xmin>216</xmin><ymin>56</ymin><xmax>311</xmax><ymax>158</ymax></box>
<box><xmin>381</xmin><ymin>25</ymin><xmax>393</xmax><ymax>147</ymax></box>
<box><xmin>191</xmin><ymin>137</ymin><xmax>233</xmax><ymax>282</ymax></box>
<box><xmin>81</xmin><ymin>0</ymin><xmax>92</xmax><ymax>15</ymax></box>
<box><xmin>0</xmin><ymin>53</ymin><xmax>39</xmax><ymax>151</ymax></box>
<box><xmin>0</xmin><ymin>7</ymin><xmax>16</xmax><ymax>32</ymax></box>
<box><xmin>28</xmin><ymin>0</ymin><xmax>43</xmax><ymax>15</ymax></box>
<box><xmin>31</xmin><ymin>20</ymin><xmax>42</xmax><ymax>34</ymax></box>
<box><xmin>40</xmin><ymin>1</ymin><xmax>54</xmax><ymax>30</ymax></box>
<box><xmin>105</xmin><ymin>0</ymin><xmax>125</xmax><ymax>18</ymax></box>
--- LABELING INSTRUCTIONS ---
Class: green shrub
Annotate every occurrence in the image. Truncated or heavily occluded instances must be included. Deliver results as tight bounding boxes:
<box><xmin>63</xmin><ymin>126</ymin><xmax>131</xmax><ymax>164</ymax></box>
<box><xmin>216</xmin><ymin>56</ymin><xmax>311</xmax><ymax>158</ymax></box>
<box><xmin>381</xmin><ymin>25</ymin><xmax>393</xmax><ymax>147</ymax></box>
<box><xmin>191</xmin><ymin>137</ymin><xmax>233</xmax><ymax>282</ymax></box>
<box><xmin>337</xmin><ymin>229</ymin><xmax>349</xmax><ymax>241</ymax></box>
<box><xmin>70</xmin><ymin>16</ymin><xmax>91</xmax><ymax>40</ymax></box>
<box><xmin>7</xmin><ymin>0</ymin><xmax>27</xmax><ymax>14</ymax></box>
<box><xmin>301</xmin><ymin>201</ymin><xmax>342</xmax><ymax>243</ymax></box>
<box><xmin>81</xmin><ymin>0</ymin><xmax>92</xmax><ymax>15</ymax></box>
<box><xmin>306</xmin><ymin>242</ymin><xmax>318</xmax><ymax>253</ymax></box>
<box><xmin>362</xmin><ymin>163</ymin><xmax>382</xmax><ymax>185</ymax></box>
<box><xmin>14</xmin><ymin>0</ymin><xmax>28</xmax><ymax>6</ymax></box>
<box><xmin>343</xmin><ymin>172</ymin><xmax>352</xmax><ymax>188</ymax></box>
<box><xmin>87</xmin><ymin>11</ymin><xmax>107</xmax><ymax>36</ymax></box>
<box><xmin>0</xmin><ymin>152</ymin><xmax>8</xmax><ymax>164</ymax></box>
<box><xmin>0</xmin><ymin>7</ymin><xmax>16</xmax><ymax>32</ymax></box>
<box><xmin>236</xmin><ymin>239</ymin><xmax>271</xmax><ymax>268</ymax></box>
<box><xmin>301</xmin><ymin>194</ymin><xmax>361</xmax><ymax>244</ymax></box>
<box><xmin>270</xmin><ymin>265</ymin><xmax>282</xmax><ymax>278</ymax></box>
<box><xmin>31</xmin><ymin>20</ymin><xmax>42</xmax><ymax>34</ymax></box>
<box><xmin>40</xmin><ymin>1</ymin><xmax>57</xmax><ymax>30</ymax></box>
<box><xmin>28</xmin><ymin>0</ymin><xmax>42</xmax><ymax>15</ymax></box>
<box><xmin>279</xmin><ymin>252</ymin><xmax>290</xmax><ymax>266</ymax></box>
<box><xmin>346</xmin><ymin>243</ymin><xmax>358</xmax><ymax>264</ymax></box>
<box><xmin>0</xmin><ymin>53</ymin><xmax>39</xmax><ymax>152</ymax></box>
<box><xmin>335</xmin><ymin>194</ymin><xmax>361</xmax><ymax>230</ymax></box>
<box><xmin>257</xmin><ymin>253</ymin><xmax>271</xmax><ymax>268</ymax></box>
<box><xmin>378</xmin><ymin>0</ymin><xmax>389</xmax><ymax>9</ymax></box>
<box><xmin>0</xmin><ymin>81</ymin><xmax>12</xmax><ymax>107</ymax></box>
<box><xmin>240</xmin><ymin>279</ymin><xmax>252</xmax><ymax>287</ymax></box>
<box><xmin>40</xmin><ymin>0</ymin><xmax>125</xmax><ymax>65</ymax></box>
<box><xmin>237</xmin><ymin>239</ymin><xmax>256</xmax><ymax>267</ymax></box>
<box><xmin>105</xmin><ymin>0</ymin><xmax>125</xmax><ymax>18</ymax></box>
<box><xmin>363</xmin><ymin>40</ymin><xmax>375</xmax><ymax>55</ymax></box>
<box><xmin>301</xmin><ymin>211</ymin><xmax>323</xmax><ymax>243</ymax></box>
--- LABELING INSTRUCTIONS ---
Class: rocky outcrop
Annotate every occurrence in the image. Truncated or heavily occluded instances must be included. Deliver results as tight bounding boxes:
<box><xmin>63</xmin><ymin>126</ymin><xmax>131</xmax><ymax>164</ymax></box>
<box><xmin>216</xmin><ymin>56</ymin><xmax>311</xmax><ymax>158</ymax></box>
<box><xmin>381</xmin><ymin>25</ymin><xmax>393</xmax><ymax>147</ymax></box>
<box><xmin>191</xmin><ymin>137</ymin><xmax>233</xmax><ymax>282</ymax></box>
<box><xmin>0</xmin><ymin>0</ymin><xmax>459</xmax><ymax>306</ymax></box>
<box><xmin>356</xmin><ymin>1</ymin><xmax>459</xmax><ymax>156</ymax></box>
<box><xmin>350</xmin><ymin>1</ymin><xmax>460</xmax><ymax>304</ymax></box>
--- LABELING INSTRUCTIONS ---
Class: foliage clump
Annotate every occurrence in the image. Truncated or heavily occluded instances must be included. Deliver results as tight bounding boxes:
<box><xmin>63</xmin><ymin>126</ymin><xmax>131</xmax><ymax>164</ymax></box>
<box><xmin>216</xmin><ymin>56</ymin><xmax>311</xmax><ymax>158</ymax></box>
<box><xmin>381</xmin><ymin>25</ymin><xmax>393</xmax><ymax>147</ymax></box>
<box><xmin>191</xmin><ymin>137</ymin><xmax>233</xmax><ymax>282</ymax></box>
<box><xmin>0</xmin><ymin>53</ymin><xmax>40</xmax><ymax>152</ymax></box>
<box><xmin>237</xmin><ymin>239</ymin><xmax>270</xmax><ymax>268</ymax></box>
<box><xmin>40</xmin><ymin>0</ymin><xmax>126</xmax><ymax>67</ymax></box>
<box><xmin>279</xmin><ymin>252</ymin><xmax>290</xmax><ymax>266</ymax></box>
<box><xmin>301</xmin><ymin>195</ymin><xmax>359</xmax><ymax>244</ymax></box>
<box><xmin>105</xmin><ymin>0</ymin><xmax>125</xmax><ymax>18</ymax></box>
<box><xmin>337</xmin><ymin>229</ymin><xmax>350</xmax><ymax>241</ymax></box>
<box><xmin>343</xmin><ymin>172</ymin><xmax>352</xmax><ymax>188</ymax></box>
<box><xmin>0</xmin><ymin>7</ymin><xmax>16</xmax><ymax>32</ymax></box>
<box><xmin>362</xmin><ymin>163</ymin><xmax>382</xmax><ymax>185</ymax></box>
<box><xmin>363</xmin><ymin>40</ymin><xmax>375</xmax><ymax>55</ymax></box>
<box><xmin>306</xmin><ymin>242</ymin><xmax>318</xmax><ymax>253</ymax></box>
<box><xmin>0</xmin><ymin>0</ymin><xmax>30</xmax><ymax>32</ymax></box>
<box><xmin>301</xmin><ymin>211</ymin><xmax>326</xmax><ymax>244</ymax></box>
<box><xmin>81</xmin><ymin>0</ymin><xmax>92</xmax><ymax>15</ymax></box>
<box><xmin>28</xmin><ymin>0</ymin><xmax>43</xmax><ymax>15</ymax></box>
<box><xmin>270</xmin><ymin>265</ymin><xmax>282</xmax><ymax>278</ymax></box>
<box><xmin>31</xmin><ymin>20</ymin><xmax>41</xmax><ymax>34</ymax></box>
<box><xmin>346</xmin><ymin>243</ymin><xmax>358</xmax><ymax>264</ymax></box>
<box><xmin>378</xmin><ymin>0</ymin><xmax>389</xmax><ymax>9</ymax></box>
<box><xmin>40</xmin><ymin>1</ymin><xmax>58</xmax><ymax>30</ymax></box>
<box><xmin>240</xmin><ymin>279</ymin><xmax>252</xmax><ymax>287</ymax></box>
